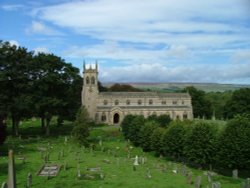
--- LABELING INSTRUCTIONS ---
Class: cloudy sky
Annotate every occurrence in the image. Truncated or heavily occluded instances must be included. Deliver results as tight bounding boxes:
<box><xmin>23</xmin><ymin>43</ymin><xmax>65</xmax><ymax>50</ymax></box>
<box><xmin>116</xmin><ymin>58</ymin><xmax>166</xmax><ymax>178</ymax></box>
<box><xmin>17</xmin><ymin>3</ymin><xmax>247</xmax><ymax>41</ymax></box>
<box><xmin>1</xmin><ymin>0</ymin><xmax>250</xmax><ymax>84</ymax></box>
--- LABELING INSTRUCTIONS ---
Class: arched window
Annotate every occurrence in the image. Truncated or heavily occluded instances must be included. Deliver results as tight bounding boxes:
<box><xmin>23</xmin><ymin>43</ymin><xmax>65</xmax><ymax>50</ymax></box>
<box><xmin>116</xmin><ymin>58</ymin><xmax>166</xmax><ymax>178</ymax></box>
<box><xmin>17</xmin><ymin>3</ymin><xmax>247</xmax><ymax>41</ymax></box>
<box><xmin>103</xmin><ymin>100</ymin><xmax>108</xmax><ymax>105</ymax></box>
<box><xmin>91</xmin><ymin>76</ymin><xmax>95</xmax><ymax>84</ymax></box>
<box><xmin>115</xmin><ymin>100</ymin><xmax>119</xmax><ymax>105</ymax></box>
<box><xmin>172</xmin><ymin>100</ymin><xmax>177</xmax><ymax>105</ymax></box>
<box><xmin>161</xmin><ymin>100</ymin><xmax>166</xmax><ymax>105</ymax></box>
<box><xmin>183</xmin><ymin>113</ymin><xmax>188</xmax><ymax>119</ymax></box>
<box><xmin>101</xmin><ymin>113</ymin><xmax>106</xmax><ymax>122</ymax></box>
<box><xmin>126</xmin><ymin>100</ymin><xmax>130</xmax><ymax>105</ymax></box>
<box><xmin>149</xmin><ymin>99</ymin><xmax>153</xmax><ymax>105</ymax></box>
<box><xmin>86</xmin><ymin>76</ymin><xmax>90</xmax><ymax>84</ymax></box>
<box><xmin>182</xmin><ymin>100</ymin><xmax>185</xmax><ymax>105</ymax></box>
<box><xmin>138</xmin><ymin>99</ymin><xmax>142</xmax><ymax>105</ymax></box>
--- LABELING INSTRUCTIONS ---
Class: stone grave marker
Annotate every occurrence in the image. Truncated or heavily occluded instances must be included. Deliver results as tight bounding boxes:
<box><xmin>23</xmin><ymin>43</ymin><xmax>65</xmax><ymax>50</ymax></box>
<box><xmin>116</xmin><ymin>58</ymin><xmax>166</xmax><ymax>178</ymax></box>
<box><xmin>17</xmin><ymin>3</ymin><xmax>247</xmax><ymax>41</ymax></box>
<box><xmin>100</xmin><ymin>172</ymin><xmax>104</xmax><ymax>180</ymax></box>
<box><xmin>8</xmin><ymin>150</ymin><xmax>17</xmax><ymax>188</ymax></box>
<box><xmin>1</xmin><ymin>182</ymin><xmax>7</xmax><ymax>188</ymax></box>
<box><xmin>187</xmin><ymin>172</ymin><xmax>193</xmax><ymax>184</ymax></box>
<box><xmin>233</xmin><ymin>169</ymin><xmax>238</xmax><ymax>179</ymax></box>
<box><xmin>207</xmin><ymin>171</ymin><xmax>212</xmax><ymax>183</ymax></box>
<box><xmin>87</xmin><ymin>167</ymin><xmax>101</xmax><ymax>172</ymax></box>
<box><xmin>146</xmin><ymin>168</ymin><xmax>152</xmax><ymax>179</ymax></box>
<box><xmin>212</xmin><ymin>182</ymin><xmax>221</xmax><ymax>188</ymax></box>
<box><xmin>195</xmin><ymin>176</ymin><xmax>202</xmax><ymax>188</ymax></box>
<box><xmin>133</xmin><ymin>155</ymin><xmax>139</xmax><ymax>166</ymax></box>
<box><xmin>27</xmin><ymin>173</ymin><xmax>32</xmax><ymax>187</ymax></box>
<box><xmin>37</xmin><ymin>164</ymin><xmax>61</xmax><ymax>177</ymax></box>
<box><xmin>102</xmin><ymin>159</ymin><xmax>111</xmax><ymax>164</ymax></box>
<box><xmin>242</xmin><ymin>178</ymin><xmax>250</xmax><ymax>188</ymax></box>
<box><xmin>181</xmin><ymin>165</ymin><xmax>187</xmax><ymax>176</ymax></box>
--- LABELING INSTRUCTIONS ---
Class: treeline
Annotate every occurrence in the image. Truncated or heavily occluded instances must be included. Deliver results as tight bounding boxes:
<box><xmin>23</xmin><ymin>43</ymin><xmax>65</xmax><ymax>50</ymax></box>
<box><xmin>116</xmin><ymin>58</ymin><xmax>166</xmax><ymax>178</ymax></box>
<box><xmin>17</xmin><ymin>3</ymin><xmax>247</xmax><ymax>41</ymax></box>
<box><xmin>99</xmin><ymin>83</ymin><xmax>142</xmax><ymax>92</ymax></box>
<box><xmin>121</xmin><ymin>114</ymin><xmax>250</xmax><ymax>170</ymax></box>
<box><xmin>0</xmin><ymin>41</ymin><xmax>82</xmax><ymax>137</ymax></box>
<box><xmin>185</xmin><ymin>86</ymin><xmax>250</xmax><ymax>120</ymax></box>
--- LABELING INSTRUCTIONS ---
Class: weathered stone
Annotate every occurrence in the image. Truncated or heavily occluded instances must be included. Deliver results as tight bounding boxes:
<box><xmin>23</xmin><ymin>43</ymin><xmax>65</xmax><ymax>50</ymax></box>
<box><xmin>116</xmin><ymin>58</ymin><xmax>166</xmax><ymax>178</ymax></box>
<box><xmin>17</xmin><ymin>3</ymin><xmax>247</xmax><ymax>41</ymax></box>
<box><xmin>1</xmin><ymin>182</ymin><xmax>7</xmax><ymax>188</ymax></box>
<box><xmin>27</xmin><ymin>173</ymin><xmax>32</xmax><ymax>187</ymax></box>
<box><xmin>8</xmin><ymin>150</ymin><xmax>16</xmax><ymax>188</ymax></box>
<box><xmin>232</xmin><ymin>169</ymin><xmax>238</xmax><ymax>179</ymax></box>
<box><xmin>194</xmin><ymin>176</ymin><xmax>201</xmax><ymax>188</ymax></box>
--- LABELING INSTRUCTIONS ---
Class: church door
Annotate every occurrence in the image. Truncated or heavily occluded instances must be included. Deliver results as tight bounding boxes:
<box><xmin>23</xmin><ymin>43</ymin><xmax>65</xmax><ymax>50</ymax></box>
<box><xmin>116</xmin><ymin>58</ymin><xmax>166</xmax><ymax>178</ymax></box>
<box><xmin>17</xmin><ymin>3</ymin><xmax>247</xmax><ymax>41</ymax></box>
<box><xmin>113</xmin><ymin>113</ymin><xmax>120</xmax><ymax>124</ymax></box>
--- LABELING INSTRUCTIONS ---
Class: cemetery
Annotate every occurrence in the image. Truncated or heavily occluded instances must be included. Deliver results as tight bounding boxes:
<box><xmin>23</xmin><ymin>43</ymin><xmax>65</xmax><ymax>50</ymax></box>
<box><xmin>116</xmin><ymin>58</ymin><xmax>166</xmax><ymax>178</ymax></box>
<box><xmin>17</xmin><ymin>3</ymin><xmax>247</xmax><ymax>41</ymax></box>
<box><xmin>0</xmin><ymin>119</ymin><xmax>248</xmax><ymax>188</ymax></box>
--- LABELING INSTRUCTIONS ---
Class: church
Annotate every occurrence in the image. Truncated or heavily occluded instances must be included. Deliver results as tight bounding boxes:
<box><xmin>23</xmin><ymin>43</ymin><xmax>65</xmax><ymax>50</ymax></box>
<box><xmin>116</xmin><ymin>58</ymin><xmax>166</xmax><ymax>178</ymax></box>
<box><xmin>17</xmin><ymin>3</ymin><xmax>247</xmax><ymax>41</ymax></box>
<box><xmin>82</xmin><ymin>63</ymin><xmax>193</xmax><ymax>125</ymax></box>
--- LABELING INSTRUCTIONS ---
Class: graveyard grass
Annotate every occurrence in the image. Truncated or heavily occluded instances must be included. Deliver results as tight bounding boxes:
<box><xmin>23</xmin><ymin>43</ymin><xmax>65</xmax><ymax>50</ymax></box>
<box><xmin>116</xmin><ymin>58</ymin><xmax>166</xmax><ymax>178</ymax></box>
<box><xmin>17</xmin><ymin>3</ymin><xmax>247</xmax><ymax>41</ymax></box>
<box><xmin>0</xmin><ymin>119</ymin><xmax>244</xmax><ymax>188</ymax></box>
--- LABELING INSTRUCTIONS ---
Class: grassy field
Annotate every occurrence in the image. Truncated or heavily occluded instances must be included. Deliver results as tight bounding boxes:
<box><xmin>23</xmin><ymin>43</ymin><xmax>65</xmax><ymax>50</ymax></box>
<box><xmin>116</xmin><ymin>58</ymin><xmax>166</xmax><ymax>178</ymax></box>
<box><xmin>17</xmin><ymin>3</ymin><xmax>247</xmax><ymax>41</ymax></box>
<box><xmin>0</xmin><ymin>120</ymin><xmax>245</xmax><ymax>188</ymax></box>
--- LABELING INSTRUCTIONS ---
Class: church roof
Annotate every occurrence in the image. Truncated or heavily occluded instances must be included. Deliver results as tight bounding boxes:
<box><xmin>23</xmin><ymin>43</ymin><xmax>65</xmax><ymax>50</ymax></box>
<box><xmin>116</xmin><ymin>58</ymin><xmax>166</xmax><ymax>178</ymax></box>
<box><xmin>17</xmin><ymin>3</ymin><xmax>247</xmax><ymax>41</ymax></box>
<box><xmin>99</xmin><ymin>92</ymin><xmax>190</xmax><ymax>98</ymax></box>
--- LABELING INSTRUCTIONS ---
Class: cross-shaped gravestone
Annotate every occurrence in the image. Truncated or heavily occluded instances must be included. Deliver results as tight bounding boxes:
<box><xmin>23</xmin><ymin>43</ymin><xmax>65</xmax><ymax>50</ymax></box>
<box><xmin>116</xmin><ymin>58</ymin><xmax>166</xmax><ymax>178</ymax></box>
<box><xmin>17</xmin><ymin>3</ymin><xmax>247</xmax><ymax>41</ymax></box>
<box><xmin>232</xmin><ymin>169</ymin><xmax>238</xmax><ymax>179</ymax></box>
<box><xmin>27</xmin><ymin>173</ymin><xmax>32</xmax><ymax>187</ymax></box>
<box><xmin>195</xmin><ymin>176</ymin><xmax>201</xmax><ymax>188</ymax></box>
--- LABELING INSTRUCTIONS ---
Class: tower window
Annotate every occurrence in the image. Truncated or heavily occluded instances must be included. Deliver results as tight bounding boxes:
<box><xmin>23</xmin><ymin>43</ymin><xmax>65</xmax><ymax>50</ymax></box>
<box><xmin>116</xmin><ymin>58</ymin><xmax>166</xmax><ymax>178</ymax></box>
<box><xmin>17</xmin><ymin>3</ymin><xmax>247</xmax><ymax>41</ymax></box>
<box><xmin>86</xmin><ymin>76</ymin><xmax>90</xmax><ymax>84</ymax></box>
<box><xmin>138</xmin><ymin>99</ymin><xmax>142</xmax><ymax>105</ymax></box>
<box><xmin>149</xmin><ymin>99</ymin><xmax>153</xmax><ymax>105</ymax></box>
<box><xmin>91</xmin><ymin>76</ymin><xmax>95</xmax><ymax>84</ymax></box>
<box><xmin>126</xmin><ymin>100</ymin><xmax>130</xmax><ymax>105</ymax></box>
<box><xmin>115</xmin><ymin>100</ymin><xmax>119</xmax><ymax>105</ymax></box>
<box><xmin>103</xmin><ymin>100</ymin><xmax>108</xmax><ymax>105</ymax></box>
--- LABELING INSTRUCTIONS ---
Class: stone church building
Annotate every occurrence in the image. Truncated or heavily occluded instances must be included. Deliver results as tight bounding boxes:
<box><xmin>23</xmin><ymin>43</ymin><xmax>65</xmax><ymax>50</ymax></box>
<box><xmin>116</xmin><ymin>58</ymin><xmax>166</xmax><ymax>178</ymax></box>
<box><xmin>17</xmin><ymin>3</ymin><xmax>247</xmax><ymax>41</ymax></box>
<box><xmin>82</xmin><ymin>63</ymin><xmax>193</xmax><ymax>125</ymax></box>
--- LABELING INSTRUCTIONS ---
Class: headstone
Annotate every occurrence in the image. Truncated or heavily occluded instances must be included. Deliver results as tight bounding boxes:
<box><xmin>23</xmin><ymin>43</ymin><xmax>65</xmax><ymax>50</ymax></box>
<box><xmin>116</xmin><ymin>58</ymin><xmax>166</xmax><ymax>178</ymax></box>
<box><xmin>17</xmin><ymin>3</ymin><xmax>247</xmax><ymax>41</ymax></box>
<box><xmin>181</xmin><ymin>165</ymin><xmax>187</xmax><ymax>176</ymax></box>
<box><xmin>187</xmin><ymin>172</ymin><xmax>193</xmax><ymax>184</ymax></box>
<box><xmin>232</xmin><ymin>169</ymin><xmax>238</xmax><ymax>179</ymax></box>
<box><xmin>195</xmin><ymin>176</ymin><xmax>202</xmax><ymax>188</ymax></box>
<box><xmin>242</xmin><ymin>178</ymin><xmax>250</xmax><ymax>188</ymax></box>
<box><xmin>1</xmin><ymin>182</ymin><xmax>7</xmax><ymax>188</ymax></box>
<box><xmin>27</xmin><ymin>173</ymin><xmax>32</xmax><ymax>187</ymax></box>
<box><xmin>212</xmin><ymin>182</ymin><xmax>221</xmax><ymax>188</ymax></box>
<box><xmin>8</xmin><ymin>150</ymin><xmax>17</xmax><ymax>188</ymax></box>
<box><xmin>99</xmin><ymin>139</ymin><xmax>102</xmax><ymax>146</ymax></box>
<box><xmin>100</xmin><ymin>172</ymin><xmax>104</xmax><ymax>180</ymax></box>
<box><xmin>77</xmin><ymin>169</ymin><xmax>81</xmax><ymax>179</ymax></box>
<box><xmin>133</xmin><ymin>155</ymin><xmax>139</xmax><ymax>166</ymax></box>
<box><xmin>207</xmin><ymin>171</ymin><xmax>212</xmax><ymax>183</ymax></box>
<box><xmin>146</xmin><ymin>168</ymin><xmax>152</xmax><ymax>179</ymax></box>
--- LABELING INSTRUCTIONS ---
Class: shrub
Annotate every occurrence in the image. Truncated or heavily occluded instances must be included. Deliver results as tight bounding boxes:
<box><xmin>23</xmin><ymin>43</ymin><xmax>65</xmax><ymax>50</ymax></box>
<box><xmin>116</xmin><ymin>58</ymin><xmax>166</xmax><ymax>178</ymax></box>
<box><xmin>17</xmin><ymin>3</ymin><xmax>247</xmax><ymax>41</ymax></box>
<box><xmin>127</xmin><ymin>115</ymin><xmax>145</xmax><ymax>146</ymax></box>
<box><xmin>216</xmin><ymin>114</ymin><xmax>250</xmax><ymax>169</ymax></box>
<box><xmin>184</xmin><ymin>121</ymin><xmax>217</xmax><ymax>167</ymax></box>
<box><xmin>121</xmin><ymin>115</ymin><xmax>137</xmax><ymax>139</ymax></box>
<box><xmin>150</xmin><ymin>127</ymin><xmax>165</xmax><ymax>155</ymax></box>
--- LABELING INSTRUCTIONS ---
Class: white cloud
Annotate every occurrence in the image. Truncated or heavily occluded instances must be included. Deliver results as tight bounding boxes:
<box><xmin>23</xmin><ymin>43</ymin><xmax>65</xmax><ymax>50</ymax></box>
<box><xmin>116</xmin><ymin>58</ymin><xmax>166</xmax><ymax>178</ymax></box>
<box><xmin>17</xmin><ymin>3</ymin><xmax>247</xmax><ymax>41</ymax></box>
<box><xmin>9</xmin><ymin>40</ymin><xmax>19</xmax><ymax>47</ymax></box>
<box><xmin>33</xmin><ymin>47</ymin><xmax>49</xmax><ymax>54</ymax></box>
<box><xmin>26</xmin><ymin>21</ymin><xmax>64</xmax><ymax>36</ymax></box>
<box><xmin>1</xmin><ymin>4</ymin><xmax>24</xmax><ymax>11</ymax></box>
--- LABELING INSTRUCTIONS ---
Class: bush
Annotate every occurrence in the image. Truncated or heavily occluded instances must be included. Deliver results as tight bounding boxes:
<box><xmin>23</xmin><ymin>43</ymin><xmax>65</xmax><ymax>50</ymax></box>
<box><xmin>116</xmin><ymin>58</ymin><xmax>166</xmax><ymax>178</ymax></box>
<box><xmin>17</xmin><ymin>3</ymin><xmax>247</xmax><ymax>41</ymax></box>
<box><xmin>150</xmin><ymin>127</ymin><xmax>165</xmax><ymax>155</ymax></box>
<box><xmin>184</xmin><ymin>121</ymin><xmax>217</xmax><ymax>167</ymax></box>
<box><xmin>71</xmin><ymin>107</ymin><xmax>90</xmax><ymax>146</ymax></box>
<box><xmin>121</xmin><ymin>115</ymin><xmax>137</xmax><ymax>139</ymax></box>
<box><xmin>216</xmin><ymin>114</ymin><xmax>250</xmax><ymax>169</ymax></box>
<box><xmin>162</xmin><ymin>121</ymin><xmax>188</xmax><ymax>159</ymax></box>
<box><xmin>127</xmin><ymin>115</ymin><xmax>145</xmax><ymax>146</ymax></box>
<box><xmin>139</xmin><ymin>121</ymin><xmax>159</xmax><ymax>152</ymax></box>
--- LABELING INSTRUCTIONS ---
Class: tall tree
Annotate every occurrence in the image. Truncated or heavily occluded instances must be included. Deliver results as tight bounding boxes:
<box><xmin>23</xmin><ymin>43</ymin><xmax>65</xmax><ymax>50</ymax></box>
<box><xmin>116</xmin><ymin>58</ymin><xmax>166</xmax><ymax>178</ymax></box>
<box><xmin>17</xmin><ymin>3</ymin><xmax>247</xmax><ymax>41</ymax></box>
<box><xmin>184</xmin><ymin>86</ymin><xmax>212</xmax><ymax>119</ymax></box>
<box><xmin>224</xmin><ymin>88</ymin><xmax>250</xmax><ymax>119</ymax></box>
<box><xmin>0</xmin><ymin>41</ymin><xmax>34</xmax><ymax>135</ymax></box>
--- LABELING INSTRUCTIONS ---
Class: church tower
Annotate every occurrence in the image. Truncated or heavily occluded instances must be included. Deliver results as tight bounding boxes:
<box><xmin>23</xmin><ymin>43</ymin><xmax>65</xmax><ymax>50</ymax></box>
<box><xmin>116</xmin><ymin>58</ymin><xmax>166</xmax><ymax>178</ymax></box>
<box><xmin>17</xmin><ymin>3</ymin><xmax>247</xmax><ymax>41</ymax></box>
<box><xmin>81</xmin><ymin>61</ymin><xmax>99</xmax><ymax>120</ymax></box>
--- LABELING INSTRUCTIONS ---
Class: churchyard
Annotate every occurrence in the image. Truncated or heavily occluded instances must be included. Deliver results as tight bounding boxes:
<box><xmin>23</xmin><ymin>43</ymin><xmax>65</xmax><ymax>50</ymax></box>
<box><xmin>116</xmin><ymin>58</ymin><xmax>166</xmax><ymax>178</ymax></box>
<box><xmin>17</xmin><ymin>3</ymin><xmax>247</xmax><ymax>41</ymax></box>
<box><xmin>0</xmin><ymin>119</ymin><xmax>248</xmax><ymax>188</ymax></box>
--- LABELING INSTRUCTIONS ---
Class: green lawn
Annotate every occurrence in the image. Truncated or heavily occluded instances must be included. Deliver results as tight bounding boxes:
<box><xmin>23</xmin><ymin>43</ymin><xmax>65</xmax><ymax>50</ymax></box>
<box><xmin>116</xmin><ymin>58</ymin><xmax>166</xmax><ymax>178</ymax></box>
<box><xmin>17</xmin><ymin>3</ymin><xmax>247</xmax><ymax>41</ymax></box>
<box><xmin>0</xmin><ymin>120</ymin><xmax>245</xmax><ymax>187</ymax></box>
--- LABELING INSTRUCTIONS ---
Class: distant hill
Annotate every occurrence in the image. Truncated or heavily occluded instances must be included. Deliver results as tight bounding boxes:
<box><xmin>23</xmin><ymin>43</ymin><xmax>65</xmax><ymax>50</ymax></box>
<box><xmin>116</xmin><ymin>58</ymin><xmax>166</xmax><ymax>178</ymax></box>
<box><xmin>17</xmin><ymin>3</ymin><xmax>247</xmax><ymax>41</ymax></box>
<box><xmin>103</xmin><ymin>82</ymin><xmax>250</xmax><ymax>93</ymax></box>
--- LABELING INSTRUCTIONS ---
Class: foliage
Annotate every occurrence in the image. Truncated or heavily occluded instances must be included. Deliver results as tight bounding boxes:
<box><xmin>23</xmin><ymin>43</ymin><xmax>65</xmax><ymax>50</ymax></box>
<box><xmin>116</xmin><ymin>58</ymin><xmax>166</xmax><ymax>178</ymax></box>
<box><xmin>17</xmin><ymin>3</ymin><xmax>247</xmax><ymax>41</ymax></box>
<box><xmin>147</xmin><ymin>114</ymin><xmax>171</xmax><ymax>127</ymax></box>
<box><xmin>224</xmin><ymin>88</ymin><xmax>250</xmax><ymax>119</ymax></box>
<box><xmin>205</xmin><ymin>91</ymin><xmax>232</xmax><ymax>119</ymax></box>
<box><xmin>71</xmin><ymin>107</ymin><xmax>90</xmax><ymax>146</ymax></box>
<box><xmin>161</xmin><ymin>121</ymin><xmax>188</xmax><ymax>159</ymax></box>
<box><xmin>184</xmin><ymin>121</ymin><xmax>217</xmax><ymax>166</ymax></box>
<box><xmin>127</xmin><ymin>115</ymin><xmax>145</xmax><ymax>146</ymax></box>
<box><xmin>108</xmin><ymin>83</ymin><xmax>142</xmax><ymax>92</ymax></box>
<box><xmin>139</xmin><ymin>121</ymin><xmax>158</xmax><ymax>152</ymax></box>
<box><xmin>184</xmin><ymin>86</ymin><xmax>212</xmax><ymax>118</ymax></box>
<box><xmin>121</xmin><ymin>115</ymin><xmax>137</xmax><ymax>139</ymax></box>
<box><xmin>150</xmin><ymin>127</ymin><xmax>165</xmax><ymax>155</ymax></box>
<box><xmin>216</xmin><ymin>114</ymin><xmax>250</xmax><ymax>169</ymax></box>
<box><xmin>0</xmin><ymin>115</ymin><xmax>7</xmax><ymax>145</ymax></box>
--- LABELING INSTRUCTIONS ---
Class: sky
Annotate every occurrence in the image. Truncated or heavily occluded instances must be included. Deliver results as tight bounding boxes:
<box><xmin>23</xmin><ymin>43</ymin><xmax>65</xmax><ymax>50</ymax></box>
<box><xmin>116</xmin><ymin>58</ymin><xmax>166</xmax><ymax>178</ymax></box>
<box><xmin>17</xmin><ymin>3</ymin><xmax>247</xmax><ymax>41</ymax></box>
<box><xmin>1</xmin><ymin>0</ymin><xmax>250</xmax><ymax>84</ymax></box>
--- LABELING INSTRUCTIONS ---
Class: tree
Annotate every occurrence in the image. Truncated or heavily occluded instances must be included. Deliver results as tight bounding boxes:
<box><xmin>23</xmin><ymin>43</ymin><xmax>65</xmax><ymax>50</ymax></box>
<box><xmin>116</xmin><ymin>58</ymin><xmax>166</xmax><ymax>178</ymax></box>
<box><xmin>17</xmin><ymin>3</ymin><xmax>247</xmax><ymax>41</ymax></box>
<box><xmin>121</xmin><ymin>115</ymin><xmax>137</xmax><ymax>139</ymax></box>
<box><xmin>216</xmin><ymin>114</ymin><xmax>250</xmax><ymax>169</ymax></box>
<box><xmin>71</xmin><ymin>107</ymin><xmax>90</xmax><ymax>146</ymax></box>
<box><xmin>162</xmin><ymin>121</ymin><xmax>188</xmax><ymax>159</ymax></box>
<box><xmin>184</xmin><ymin>86</ymin><xmax>212</xmax><ymax>119</ymax></box>
<box><xmin>150</xmin><ymin>127</ymin><xmax>165</xmax><ymax>155</ymax></box>
<box><xmin>184</xmin><ymin>121</ymin><xmax>217</xmax><ymax>167</ymax></box>
<box><xmin>108</xmin><ymin>83</ymin><xmax>142</xmax><ymax>92</ymax></box>
<box><xmin>127</xmin><ymin>115</ymin><xmax>145</xmax><ymax>146</ymax></box>
<box><xmin>224</xmin><ymin>88</ymin><xmax>250</xmax><ymax>119</ymax></box>
<box><xmin>32</xmin><ymin>53</ymin><xmax>81</xmax><ymax>135</ymax></box>
<box><xmin>139</xmin><ymin>120</ymin><xmax>158</xmax><ymax>151</ymax></box>
<box><xmin>0</xmin><ymin>114</ymin><xmax>7</xmax><ymax>145</ymax></box>
<box><xmin>0</xmin><ymin>41</ymin><xmax>34</xmax><ymax>135</ymax></box>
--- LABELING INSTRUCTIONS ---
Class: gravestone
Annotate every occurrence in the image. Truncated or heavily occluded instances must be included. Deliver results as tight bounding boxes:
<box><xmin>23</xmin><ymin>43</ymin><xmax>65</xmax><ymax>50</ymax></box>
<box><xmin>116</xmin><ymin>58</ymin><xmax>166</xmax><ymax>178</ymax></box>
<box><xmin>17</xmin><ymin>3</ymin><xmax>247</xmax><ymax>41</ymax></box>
<box><xmin>99</xmin><ymin>139</ymin><xmax>103</xmax><ymax>146</ymax></box>
<box><xmin>212</xmin><ymin>182</ymin><xmax>221</xmax><ymax>188</ymax></box>
<box><xmin>37</xmin><ymin>165</ymin><xmax>61</xmax><ymax>177</ymax></box>
<box><xmin>146</xmin><ymin>168</ymin><xmax>152</xmax><ymax>179</ymax></box>
<box><xmin>1</xmin><ymin>182</ymin><xmax>7</xmax><ymax>188</ymax></box>
<box><xmin>232</xmin><ymin>169</ymin><xmax>238</xmax><ymax>179</ymax></box>
<box><xmin>8</xmin><ymin>150</ymin><xmax>17</xmax><ymax>188</ymax></box>
<box><xmin>27</xmin><ymin>173</ymin><xmax>32</xmax><ymax>187</ymax></box>
<box><xmin>195</xmin><ymin>176</ymin><xmax>201</xmax><ymax>188</ymax></box>
<box><xmin>77</xmin><ymin>169</ymin><xmax>81</xmax><ymax>179</ymax></box>
<box><xmin>133</xmin><ymin>155</ymin><xmax>139</xmax><ymax>166</ymax></box>
<box><xmin>242</xmin><ymin>178</ymin><xmax>250</xmax><ymax>188</ymax></box>
<box><xmin>187</xmin><ymin>172</ymin><xmax>193</xmax><ymax>184</ymax></box>
<box><xmin>181</xmin><ymin>165</ymin><xmax>187</xmax><ymax>176</ymax></box>
<box><xmin>207</xmin><ymin>171</ymin><xmax>212</xmax><ymax>183</ymax></box>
